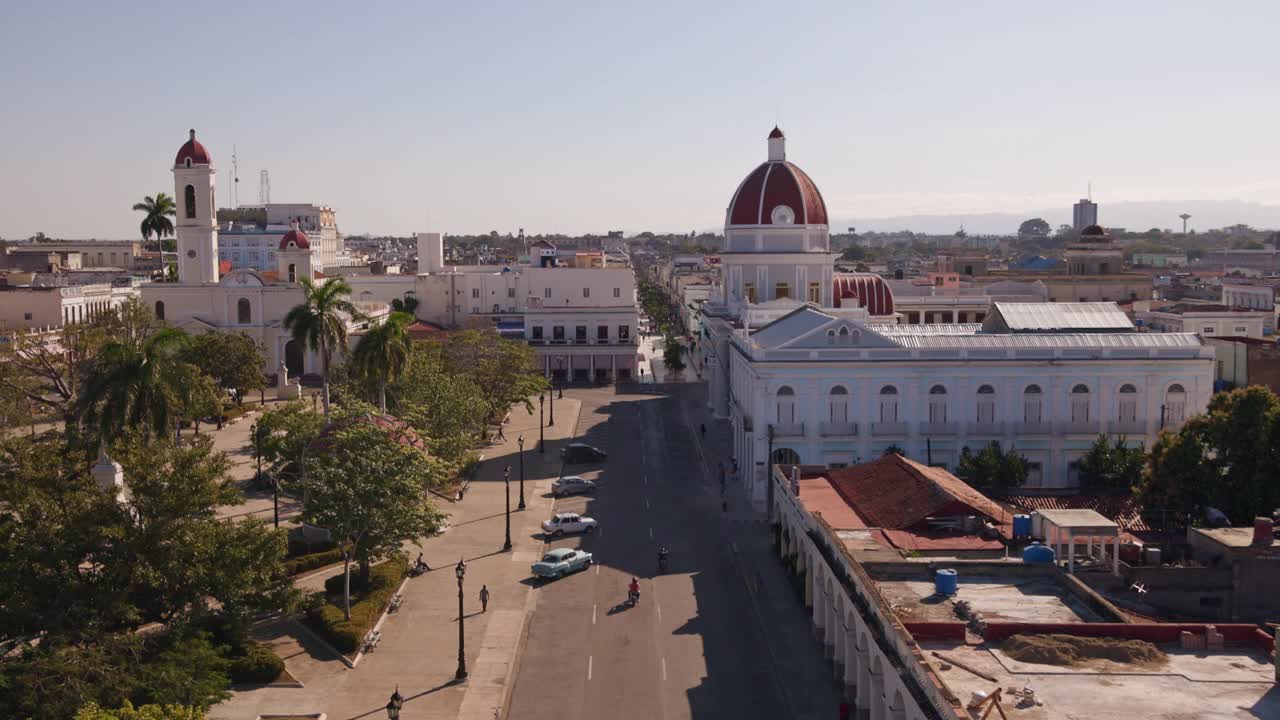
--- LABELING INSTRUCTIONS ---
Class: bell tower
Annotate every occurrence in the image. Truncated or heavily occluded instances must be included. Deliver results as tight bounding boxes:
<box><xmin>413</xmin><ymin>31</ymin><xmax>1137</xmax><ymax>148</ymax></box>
<box><xmin>173</xmin><ymin>129</ymin><xmax>220</xmax><ymax>284</ymax></box>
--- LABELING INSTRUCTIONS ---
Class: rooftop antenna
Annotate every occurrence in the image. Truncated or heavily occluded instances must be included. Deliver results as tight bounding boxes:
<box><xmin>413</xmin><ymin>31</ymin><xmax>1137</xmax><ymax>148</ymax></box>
<box><xmin>231</xmin><ymin>145</ymin><xmax>240</xmax><ymax>208</ymax></box>
<box><xmin>258</xmin><ymin>169</ymin><xmax>271</xmax><ymax>205</ymax></box>
<box><xmin>1088</xmin><ymin>180</ymin><xmax>1093</xmax><ymax>202</ymax></box>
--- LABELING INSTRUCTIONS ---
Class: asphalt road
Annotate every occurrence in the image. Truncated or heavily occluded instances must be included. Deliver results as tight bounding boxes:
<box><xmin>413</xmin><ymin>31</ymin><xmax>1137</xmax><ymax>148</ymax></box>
<box><xmin>507</xmin><ymin>386</ymin><xmax>789</xmax><ymax>720</ymax></box>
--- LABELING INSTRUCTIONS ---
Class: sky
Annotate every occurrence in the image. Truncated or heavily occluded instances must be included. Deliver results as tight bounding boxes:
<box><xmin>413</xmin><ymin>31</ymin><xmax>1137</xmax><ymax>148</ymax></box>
<box><xmin>2</xmin><ymin>1</ymin><xmax>1279</xmax><ymax>239</ymax></box>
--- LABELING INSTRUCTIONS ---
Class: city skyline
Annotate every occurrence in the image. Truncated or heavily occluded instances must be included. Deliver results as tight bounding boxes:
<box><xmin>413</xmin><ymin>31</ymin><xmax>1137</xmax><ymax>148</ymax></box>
<box><xmin>3</xmin><ymin>1</ymin><xmax>1279</xmax><ymax>239</ymax></box>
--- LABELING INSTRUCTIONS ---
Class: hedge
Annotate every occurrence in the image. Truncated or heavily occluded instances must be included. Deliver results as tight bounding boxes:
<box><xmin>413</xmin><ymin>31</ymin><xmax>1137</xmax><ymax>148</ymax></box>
<box><xmin>305</xmin><ymin>555</ymin><xmax>408</xmax><ymax>655</ymax></box>
<box><xmin>285</xmin><ymin>548</ymin><xmax>344</xmax><ymax>576</ymax></box>
<box><xmin>229</xmin><ymin>640</ymin><xmax>284</xmax><ymax>684</ymax></box>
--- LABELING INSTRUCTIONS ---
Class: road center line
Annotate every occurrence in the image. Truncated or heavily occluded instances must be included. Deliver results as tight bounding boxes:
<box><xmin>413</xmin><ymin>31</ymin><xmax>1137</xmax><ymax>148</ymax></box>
<box><xmin>592</xmin><ymin>604</ymin><xmax>597</xmax><ymax>625</ymax></box>
<box><xmin>649</xmin><ymin>527</ymin><xmax>654</xmax><ymax>541</ymax></box>
<box><xmin>656</xmin><ymin>601</ymin><xmax>662</xmax><ymax>621</ymax></box>
<box><xmin>645</xmin><ymin>498</ymin><xmax>650</xmax><ymax>510</ymax></box>
<box><xmin>661</xmin><ymin>656</ymin><xmax>668</xmax><ymax>681</ymax></box>
<box><xmin>595</xmin><ymin>564</ymin><xmax>600</xmax><ymax>575</ymax></box>
<box><xmin>587</xmin><ymin>655</ymin><xmax>593</xmax><ymax>681</ymax></box>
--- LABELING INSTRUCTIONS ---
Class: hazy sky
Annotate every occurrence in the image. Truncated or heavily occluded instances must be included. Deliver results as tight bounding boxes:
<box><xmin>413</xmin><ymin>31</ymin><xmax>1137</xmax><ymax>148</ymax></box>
<box><xmin>2</xmin><ymin>1</ymin><xmax>1278</xmax><ymax>239</ymax></box>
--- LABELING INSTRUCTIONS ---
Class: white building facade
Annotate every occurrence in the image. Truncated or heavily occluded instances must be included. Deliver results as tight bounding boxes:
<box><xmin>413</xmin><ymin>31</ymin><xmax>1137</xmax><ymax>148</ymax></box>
<box><xmin>703</xmin><ymin>130</ymin><xmax>1215</xmax><ymax>506</ymax></box>
<box><xmin>142</xmin><ymin>131</ymin><xmax>382</xmax><ymax>378</ymax></box>
<box><xmin>217</xmin><ymin>203</ymin><xmax>341</xmax><ymax>272</ymax></box>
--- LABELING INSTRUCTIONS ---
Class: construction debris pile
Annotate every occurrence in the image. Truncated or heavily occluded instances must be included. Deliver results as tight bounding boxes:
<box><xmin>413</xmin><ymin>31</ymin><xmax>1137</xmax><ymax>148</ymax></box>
<box><xmin>1002</xmin><ymin>633</ymin><xmax>1166</xmax><ymax>667</ymax></box>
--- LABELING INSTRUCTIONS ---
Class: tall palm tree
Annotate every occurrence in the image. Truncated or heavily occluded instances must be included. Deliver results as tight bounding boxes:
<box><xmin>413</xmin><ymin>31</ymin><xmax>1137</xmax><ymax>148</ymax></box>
<box><xmin>78</xmin><ymin>327</ymin><xmax>192</xmax><ymax>442</ymax></box>
<box><xmin>132</xmin><ymin>193</ymin><xmax>177</xmax><ymax>250</ymax></box>
<box><xmin>352</xmin><ymin>312</ymin><xmax>414</xmax><ymax>412</ymax></box>
<box><xmin>284</xmin><ymin>278</ymin><xmax>363</xmax><ymax>419</ymax></box>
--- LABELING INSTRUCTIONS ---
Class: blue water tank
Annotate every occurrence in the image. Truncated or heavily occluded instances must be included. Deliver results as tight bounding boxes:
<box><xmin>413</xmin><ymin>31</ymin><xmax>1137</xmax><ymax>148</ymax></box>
<box><xmin>935</xmin><ymin>568</ymin><xmax>958</xmax><ymax>596</ymax></box>
<box><xmin>1012</xmin><ymin>514</ymin><xmax>1033</xmax><ymax>538</ymax></box>
<box><xmin>1022</xmin><ymin>542</ymin><xmax>1056</xmax><ymax>564</ymax></box>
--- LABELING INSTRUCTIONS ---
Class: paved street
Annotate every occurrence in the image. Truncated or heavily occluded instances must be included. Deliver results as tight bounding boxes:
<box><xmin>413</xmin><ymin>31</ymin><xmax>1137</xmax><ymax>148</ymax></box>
<box><xmin>507</xmin><ymin>384</ymin><xmax>840</xmax><ymax>720</ymax></box>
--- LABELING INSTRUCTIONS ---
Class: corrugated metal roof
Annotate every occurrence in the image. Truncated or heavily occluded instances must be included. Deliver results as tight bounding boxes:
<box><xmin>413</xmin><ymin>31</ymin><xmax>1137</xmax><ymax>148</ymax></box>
<box><xmin>869</xmin><ymin>323</ymin><xmax>983</xmax><ymax>336</ymax></box>
<box><xmin>880</xmin><ymin>332</ymin><xmax>1203</xmax><ymax>350</ymax></box>
<box><xmin>990</xmin><ymin>302</ymin><xmax>1134</xmax><ymax>332</ymax></box>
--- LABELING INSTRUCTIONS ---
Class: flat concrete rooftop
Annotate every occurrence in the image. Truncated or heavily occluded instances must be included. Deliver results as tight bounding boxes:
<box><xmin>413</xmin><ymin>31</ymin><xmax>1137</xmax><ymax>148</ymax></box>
<box><xmin>877</xmin><ymin>576</ymin><xmax>1104</xmax><ymax>624</ymax></box>
<box><xmin>922</xmin><ymin>641</ymin><xmax>1277</xmax><ymax>719</ymax></box>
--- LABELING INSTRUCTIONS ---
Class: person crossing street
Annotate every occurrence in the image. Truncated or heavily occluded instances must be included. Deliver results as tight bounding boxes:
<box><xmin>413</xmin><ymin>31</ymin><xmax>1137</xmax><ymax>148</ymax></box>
<box><xmin>479</xmin><ymin>584</ymin><xmax>490</xmax><ymax>613</ymax></box>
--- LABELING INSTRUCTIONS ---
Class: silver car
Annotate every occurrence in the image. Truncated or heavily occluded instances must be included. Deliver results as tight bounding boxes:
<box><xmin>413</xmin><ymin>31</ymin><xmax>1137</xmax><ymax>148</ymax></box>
<box><xmin>531</xmin><ymin>548</ymin><xmax>594</xmax><ymax>579</ymax></box>
<box><xmin>551</xmin><ymin>475</ymin><xmax>596</xmax><ymax>497</ymax></box>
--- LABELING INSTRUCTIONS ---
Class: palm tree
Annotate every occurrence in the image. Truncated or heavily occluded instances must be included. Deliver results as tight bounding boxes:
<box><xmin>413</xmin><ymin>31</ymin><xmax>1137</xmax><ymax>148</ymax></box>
<box><xmin>78</xmin><ymin>327</ymin><xmax>192</xmax><ymax>442</ymax></box>
<box><xmin>283</xmin><ymin>278</ymin><xmax>363</xmax><ymax>419</ymax></box>
<box><xmin>352</xmin><ymin>312</ymin><xmax>414</xmax><ymax>412</ymax></box>
<box><xmin>132</xmin><ymin>193</ymin><xmax>177</xmax><ymax>251</ymax></box>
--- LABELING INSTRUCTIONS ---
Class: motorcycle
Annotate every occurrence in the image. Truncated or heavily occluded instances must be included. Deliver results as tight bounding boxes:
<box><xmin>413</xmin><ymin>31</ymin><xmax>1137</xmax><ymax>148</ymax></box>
<box><xmin>657</xmin><ymin>553</ymin><xmax>669</xmax><ymax>574</ymax></box>
<box><xmin>627</xmin><ymin>588</ymin><xmax>640</xmax><ymax>606</ymax></box>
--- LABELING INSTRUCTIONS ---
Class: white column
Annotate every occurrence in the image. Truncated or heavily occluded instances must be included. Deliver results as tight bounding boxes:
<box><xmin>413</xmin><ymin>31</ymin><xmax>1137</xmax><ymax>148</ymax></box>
<box><xmin>1113</xmin><ymin>534</ymin><xmax>1121</xmax><ymax>575</ymax></box>
<box><xmin>1068</xmin><ymin>529</ymin><xmax>1076</xmax><ymax>574</ymax></box>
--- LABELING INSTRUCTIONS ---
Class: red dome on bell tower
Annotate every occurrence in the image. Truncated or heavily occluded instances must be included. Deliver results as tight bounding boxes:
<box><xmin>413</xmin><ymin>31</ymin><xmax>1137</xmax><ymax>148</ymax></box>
<box><xmin>726</xmin><ymin>128</ymin><xmax>828</xmax><ymax>227</ymax></box>
<box><xmin>174</xmin><ymin>129</ymin><xmax>212</xmax><ymax>166</ymax></box>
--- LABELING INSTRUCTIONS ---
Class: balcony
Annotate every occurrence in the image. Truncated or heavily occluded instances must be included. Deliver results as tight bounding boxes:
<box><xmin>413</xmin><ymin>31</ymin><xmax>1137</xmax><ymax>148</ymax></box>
<box><xmin>574</xmin><ymin>338</ymin><xmax>589</xmax><ymax>345</ymax></box>
<box><xmin>1062</xmin><ymin>420</ymin><xmax>1101</xmax><ymax>435</ymax></box>
<box><xmin>871</xmin><ymin>421</ymin><xmax>908</xmax><ymax>436</ymax></box>
<box><xmin>965</xmin><ymin>422</ymin><xmax>1005</xmax><ymax>435</ymax></box>
<box><xmin>773</xmin><ymin>422</ymin><xmax>806</xmax><ymax>438</ymax></box>
<box><xmin>819</xmin><ymin>421</ymin><xmax>858</xmax><ymax>437</ymax></box>
<box><xmin>1111</xmin><ymin>420</ymin><xmax>1147</xmax><ymax>435</ymax></box>
<box><xmin>919</xmin><ymin>421</ymin><xmax>958</xmax><ymax>435</ymax></box>
<box><xmin>1015</xmin><ymin>421</ymin><xmax>1054</xmax><ymax>435</ymax></box>
<box><xmin>527</xmin><ymin>339</ymin><xmax>545</xmax><ymax>346</ymax></box>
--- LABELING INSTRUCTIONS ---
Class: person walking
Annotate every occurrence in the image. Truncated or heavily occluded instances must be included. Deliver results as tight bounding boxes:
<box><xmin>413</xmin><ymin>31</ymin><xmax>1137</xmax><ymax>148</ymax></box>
<box><xmin>495</xmin><ymin>424</ymin><xmax>506</xmax><ymax>441</ymax></box>
<box><xmin>479</xmin><ymin>585</ymin><xmax>490</xmax><ymax>613</ymax></box>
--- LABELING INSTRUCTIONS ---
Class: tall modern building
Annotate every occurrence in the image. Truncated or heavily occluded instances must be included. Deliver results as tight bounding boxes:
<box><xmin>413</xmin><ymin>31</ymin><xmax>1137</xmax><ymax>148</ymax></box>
<box><xmin>1072</xmin><ymin>197</ymin><xmax>1098</xmax><ymax>231</ymax></box>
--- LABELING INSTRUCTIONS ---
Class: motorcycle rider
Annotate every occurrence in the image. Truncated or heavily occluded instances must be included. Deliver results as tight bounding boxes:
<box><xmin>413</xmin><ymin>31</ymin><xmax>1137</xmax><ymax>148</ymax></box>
<box><xmin>628</xmin><ymin>576</ymin><xmax>640</xmax><ymax>601</ymax></box>
<box><xmin>657</xmin><ymin>546</ymin><xmax>670</xmax><ymax>571</ymax></box>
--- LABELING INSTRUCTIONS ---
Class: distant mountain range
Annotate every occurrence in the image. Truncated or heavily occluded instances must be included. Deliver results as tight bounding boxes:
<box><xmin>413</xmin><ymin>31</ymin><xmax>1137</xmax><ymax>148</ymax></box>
<box><xmin>835</xmin><ymin>200</ymin><xmax>1280</xmax><ymax>236</ymax></box>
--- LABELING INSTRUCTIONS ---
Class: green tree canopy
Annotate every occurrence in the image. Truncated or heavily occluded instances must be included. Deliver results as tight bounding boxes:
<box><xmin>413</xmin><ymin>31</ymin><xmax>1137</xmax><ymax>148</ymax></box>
<box><xmin>386</xmin><ymin>342</ymin><xmax>489</xmax><ymax>465</ymax></box>
<box><xmin>1136</xmin><ymin>385</ymin><xmax>1280</xmax><ymax>523</ymax></box>
<box><xmin>283</xmin><ymin>278</ymin><xmax>363</xmax><ymax>419</ymax></box>
<box><xmin>132</xmin><ymin>193</ymin><xmax>176</xmax><ymax>250</ymax></box>
<box><xmin>351</xmin><ymin>311</ymin><xmax>414</xmax><ymax>412</ymax></box>
<box><xmin>78</xmin><ymin>327</ymin><xmax>198</xmax><ymax>443</ymax></box>
<box><xmin>76</xmin><ymin>701</ymin><xmax>204</xmax><ymax>720</ymax></box>
<box><xmin>182</xmin><ymin>331</ymin><xmax>266</xmax><ymax>400</ymax></box>
<box><xmin>302</xmin><ymin>411</ymin><xmax>445</xmax><ymax>619</ymax></box>
<box><xmin>1017</xmin><ymin>218</ymin><xmax>1051</xmax><ymax>237</ymax></box>
<box><xmin>956</xmin><ymin>442</ymin><xmax>1029</xmax><ymax>495</ymax></box>
<box><xmin>439</xmin><ymin>330</ymin><xmax>547</xmax><ymax>420</ymax></box>
<box><xmin>1077</xmin><ymin>434</ymin><xmax>1147</xmax><ymax>491</ymax></box>
<box><xmin>254</xmin><ymin>401</ymin><xmax>325</xmax><ymax>482</ymax></box>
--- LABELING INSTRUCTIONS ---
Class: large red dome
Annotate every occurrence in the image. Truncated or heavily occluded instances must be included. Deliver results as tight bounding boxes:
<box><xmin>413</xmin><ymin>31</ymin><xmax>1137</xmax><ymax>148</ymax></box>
<box><xmin>279</xmin><ymin>227</ymin><xmax>310</xmax><ymax>250</ymax></box>
<box><xmin>726</xmin><ymin>128</ymin><xmax>828</xmax><ymax>227</ymax></box>
<box><xmin>174</xmin><ymin>129</ymin><xmax>212</xmax><ymax>166</ymax></box>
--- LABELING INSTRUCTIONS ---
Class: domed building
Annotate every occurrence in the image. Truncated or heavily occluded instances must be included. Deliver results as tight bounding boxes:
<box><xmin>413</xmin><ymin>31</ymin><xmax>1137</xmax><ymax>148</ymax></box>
<box><xmin>141</xmin><ymin>130</ymin><xmax>386</xmax><ymax>382</ymax></box>
<box><xmin>700</xmin><ymin>129</ymin><xmax>1213</xmax><ymax>507</ymax></box>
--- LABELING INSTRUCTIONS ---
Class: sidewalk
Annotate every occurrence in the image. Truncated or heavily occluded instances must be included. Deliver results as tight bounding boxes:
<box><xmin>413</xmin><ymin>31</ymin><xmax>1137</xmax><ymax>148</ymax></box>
<box><xmin>679</xmin><ymin>385</ymin><xmax>842</xmax><ymax>720</ymax></box>
<box><xmin>211</xmin><ymin>398</ymin><xmax>584</xmax><ymax>720</ymax></box>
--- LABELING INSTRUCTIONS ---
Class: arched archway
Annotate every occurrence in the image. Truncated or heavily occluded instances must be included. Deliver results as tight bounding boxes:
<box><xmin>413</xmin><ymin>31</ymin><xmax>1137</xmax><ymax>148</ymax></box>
<box><xmin>154</xmin><ymin>300</ymin><xmax>165</xmax><ymax>321</ymax></box>
<box><xmin>237</xmin><ymin>297</ymin><xmax>252</xmax><ymax>324</ymax></box>
<box><xmin>184</xmin><ymin>184</ymin><xmax>196</xmax><ymax>219</ymax></box>
<box><xmin>772</xmin><ymin>447</ymin><xmax>801</xmax><ymax>466</ymax></box>
<box><xmin>284</xmin><ymin>340</ymin><xmax>304</xmax><ymax>378</ymax></box>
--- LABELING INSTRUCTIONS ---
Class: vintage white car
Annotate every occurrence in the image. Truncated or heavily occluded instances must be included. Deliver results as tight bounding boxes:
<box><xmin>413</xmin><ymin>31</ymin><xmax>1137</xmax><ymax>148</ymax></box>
<box><xmin>541</xmin><ymin>512</ymin><xmax>597</xmax><ymax>537</ymax></box>
<box><xmin>551</xmin><ymin>475</ymin><xmax>597</xmax><ymax>497</ymax></box>
<box><xmin>531</xmin><ymin>548</ymin><xmax>594</xmax><ymax>579</ymax></box>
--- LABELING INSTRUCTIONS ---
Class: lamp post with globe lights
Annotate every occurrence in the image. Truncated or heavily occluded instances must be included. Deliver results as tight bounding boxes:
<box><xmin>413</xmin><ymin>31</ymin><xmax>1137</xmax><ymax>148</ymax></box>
<box><xmin>538</xmin><ymin>394</ymin><xmax>546</xmax><ymax>454</ymax></box>
<box><xmin>517</xmin><ymin>434</ymin><xmax>527</xmax><ymax>510</ymax></box>
<box><xmin>502</xmin><ymin>465</ymin><xmax>512</xmax><ymax>551</ymax></box>
<box><xmin>455</xmin><ymin>558</ymin><xmax>468</xmax><ymax>681</ymax></box>
<box><xmin>385</xmin><ymin>688</ymin><xmax>403</xmax><ymax>719</ymax></box>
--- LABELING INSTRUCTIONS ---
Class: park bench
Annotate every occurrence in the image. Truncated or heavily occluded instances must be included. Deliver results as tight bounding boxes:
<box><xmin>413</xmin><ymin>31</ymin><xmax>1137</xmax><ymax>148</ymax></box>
<box><xmin>363</xmin><ymin>629</ymin><xmax>382</xmax><ymax>652</ymax></box>
<box><xmin>388</xmin><ymin>593</ymin><xmax>403</xmax><ymax>613</ymax></box>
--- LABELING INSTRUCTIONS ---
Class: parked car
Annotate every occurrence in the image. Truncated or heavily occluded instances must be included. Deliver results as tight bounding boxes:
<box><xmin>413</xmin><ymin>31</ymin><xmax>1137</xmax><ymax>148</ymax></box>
<box><xmin>561</xmin><ymin>443</ymin><xmax>607</xmax><ymax>463</ymax></box>
<box><xmin>531</xmin><ymin>548</ymin><xmax>593</xmax><ymax>579</ymax></box>
<box><xmin>542</xmin><ymin>512</ymin><xmax>597</xmax><ymax>537</ymax></box>
<box><xmin>551</xmin><ymin>475</ymin><xmax>596</xmax><ymax>497</ymax></box>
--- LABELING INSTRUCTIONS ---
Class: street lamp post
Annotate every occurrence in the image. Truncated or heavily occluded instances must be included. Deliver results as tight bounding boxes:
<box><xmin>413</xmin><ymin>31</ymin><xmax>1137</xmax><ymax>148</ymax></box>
<box><xmin>557</xmin><ymin>356</ymin><xmax>565</xmax><ymax>399</ymax></box>
<box><xmin>766</xmin><ymin>424</ymin><xmax>776</xmax><ymax>524</ymax></box>
<box><xmin>539</xmin><ymin>394</ymin><xmax>546</xmax><ymax>454</ymax></box>
<box><xmin>454</xmin><ymin>558</ymin><xmax>468</xmax><ymax>682</ymax></box>
<box><xmin>517</xmin><ymin>434</ymin><xmax>527</xmax><ymax>510</ymax></box>
<box><xmin>503</xmin><ymin>465</ymin><xmax>513</xmax><ymax>551</ymax></box>
<box><xmin>549</xmin><ymin>371</ymin><xmax>556</xmax><ymax>427</ymax></box>
<box><xmin>385</xmin><ymin>687</ymin><xmax>403</xmax><ymax>719</ymax></box>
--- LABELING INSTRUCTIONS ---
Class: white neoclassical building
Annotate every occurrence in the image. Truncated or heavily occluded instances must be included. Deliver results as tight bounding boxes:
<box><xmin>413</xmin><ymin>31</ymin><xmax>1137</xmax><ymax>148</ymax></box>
<box><xmin>141</xmin><ymin>131</ymin><xmax>383</xmax><ymax>379</ymax></box>
<box><xmin>702</xmin><ymin>129</ymin><xmax>1215</xmax><ymax>504</ymax></box>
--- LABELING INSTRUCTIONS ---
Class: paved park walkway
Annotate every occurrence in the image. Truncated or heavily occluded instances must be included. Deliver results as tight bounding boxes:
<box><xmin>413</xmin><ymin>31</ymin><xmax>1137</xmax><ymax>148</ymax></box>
<box><xmin>211</xmin><ymin>397</ymin><xmax>584</xmax><ymax>720</ymax></box>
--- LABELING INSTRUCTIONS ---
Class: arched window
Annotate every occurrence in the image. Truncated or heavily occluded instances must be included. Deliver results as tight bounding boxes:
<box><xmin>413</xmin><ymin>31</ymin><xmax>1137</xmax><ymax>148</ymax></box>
<box><xmin>1023</xmin><ymin>384</ymin><xmax>1043</xmax><ymax>423</ymax></box>
<box><xmin>1165</xmin><ymin>383</ymin><xmax>1187</xmax><ymax>426</ymax></box>
<box><xmin>838</xmin><ymin>326</ymin><xmax>850</xmax><ymax>344</ymax></box>
<box><xmin>776</xmin><ymin>386</ymin><xmax>796</xmax><ymax>424</ymax></box>
<box><xmin>1071</xmin><ymin>384</ymin><xmax>1091</xmax><ymax>422</ymax></box>
<box><xmin>154</xmin><ymin>300</ymin><xmax>165</xmax><ymax>320</ymax></box>
<box><xmin>829</xmin><ymin>385</ymin><xmax>849</xmax><ymax>422</ymax></box>
<box><xmin>826</xmin><ymin>330</ymin><xmax>836</xmax><ymax>345</ymax></box>
<box><xmin>287</xmin><ymin>263</ymin><xmax>297</xmax><ymax>283</ymax></box>
<box><xmin>237</xmin><ymin>297</ymin><xmax>252</xmax><ymax>324</ymax></box>
<box><xmin>976</xmin><ymin>384</ymin><xmax>996</xmax><ymax>424</ymax></box>
<box><xmin>184</xmin><ymin>184</ymin><xmax>196</xmax><ymax>219</ymax></box>
<box><xmin>879</xmin><ymin>385</ymin><xmax>899</xmax><ymax>423</ymax></box>
<box><xmin>928</xmin><ymin>384</ymin><xmax>948</xmax><ymax>423</ymax></box>
<box><xmin>771</xmin><ymin>448</ymin><xmax>801</xmax><ymax>466</ymax></box>
<box><xmin>1118</xmin><ymin>384</ymin><xmax>1138</xmax><ymax>423</ymax></box>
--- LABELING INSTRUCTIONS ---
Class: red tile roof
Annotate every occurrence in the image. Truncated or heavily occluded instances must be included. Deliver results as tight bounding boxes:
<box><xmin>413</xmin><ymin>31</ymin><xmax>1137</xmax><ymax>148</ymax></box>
<box><xmin>218</xmin><ymin>260</ymin><xmax>232</xmax><ymax>276</ymax></box>
<box><xmin>1001</xmin><ymin>493</ymin><xmax>1153</xmax><ymax>533</ymax></box>
<box><xmin>826</xmin><ymin>454</ymin><xmax>1008</xmax><ymax>529</ymax></box>
<box><xmin>797</xmin><ymin>477</ymin><xmax>867</xmax><ymax>530</ymax></box>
